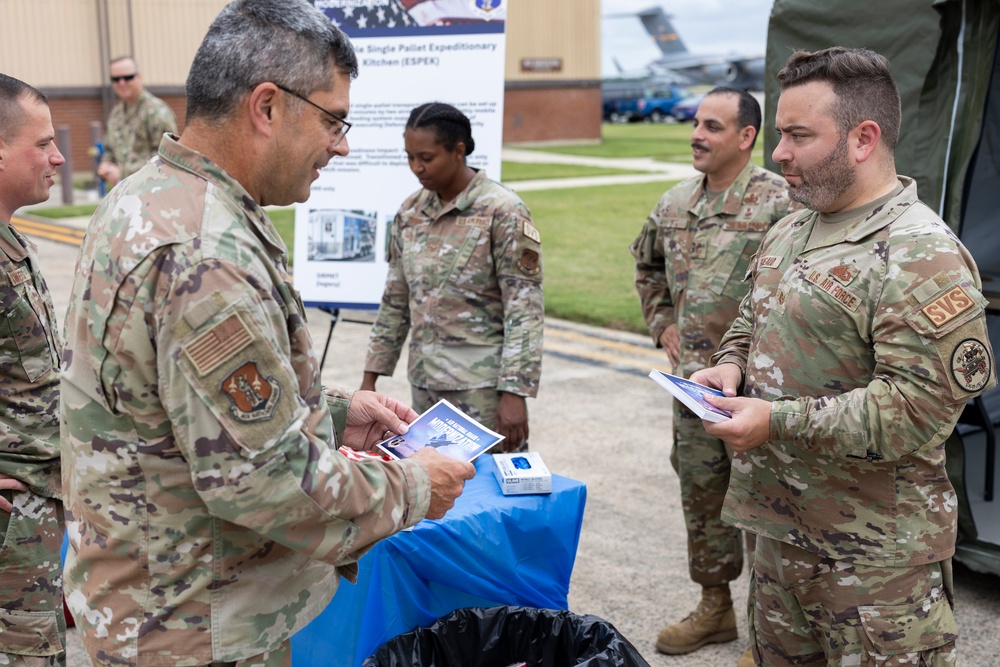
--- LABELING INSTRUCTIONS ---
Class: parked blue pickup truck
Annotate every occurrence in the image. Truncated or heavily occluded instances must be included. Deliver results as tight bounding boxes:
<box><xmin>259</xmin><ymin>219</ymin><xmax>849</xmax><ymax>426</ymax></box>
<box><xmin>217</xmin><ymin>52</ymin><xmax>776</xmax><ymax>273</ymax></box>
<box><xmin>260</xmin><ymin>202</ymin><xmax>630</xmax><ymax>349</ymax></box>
<box><xmin>602</xmin><ymin>77</ymin><xmax>691</xmax><ymax>123</ymax></box>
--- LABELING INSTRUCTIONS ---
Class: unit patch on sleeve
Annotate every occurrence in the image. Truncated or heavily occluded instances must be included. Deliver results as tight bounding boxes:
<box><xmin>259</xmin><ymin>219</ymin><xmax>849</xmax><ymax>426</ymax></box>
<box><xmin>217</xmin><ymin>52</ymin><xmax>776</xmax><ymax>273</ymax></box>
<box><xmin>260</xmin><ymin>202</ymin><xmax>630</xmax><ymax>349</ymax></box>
<box><xmin>951</xmin><ymin>338</ymin><xmax>991</xmax><ymax>392</ymax></box>
<box><xmin>221</xmin><ymin>360</ymin><xmax>282</xmax><ymax>422</ymax></box>
<box><xmin>518</xmin><ymin>249</ymin><xmax>540</xmax><ymax>275</ymax></box>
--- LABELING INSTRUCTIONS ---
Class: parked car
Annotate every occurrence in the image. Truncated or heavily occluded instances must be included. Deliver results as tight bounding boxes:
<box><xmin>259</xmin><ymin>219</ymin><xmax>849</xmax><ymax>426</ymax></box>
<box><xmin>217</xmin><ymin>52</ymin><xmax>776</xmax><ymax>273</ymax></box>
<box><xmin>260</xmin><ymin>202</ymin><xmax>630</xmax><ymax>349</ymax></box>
<box><xmin>602</xmin><ymin>77</ymin><xmax>691</xmax><ymax>123</ymax></box>
<box><xmin>671</xmin><ymin>95</ymin><xmax>702</xmax><ymax>122</ymax></box>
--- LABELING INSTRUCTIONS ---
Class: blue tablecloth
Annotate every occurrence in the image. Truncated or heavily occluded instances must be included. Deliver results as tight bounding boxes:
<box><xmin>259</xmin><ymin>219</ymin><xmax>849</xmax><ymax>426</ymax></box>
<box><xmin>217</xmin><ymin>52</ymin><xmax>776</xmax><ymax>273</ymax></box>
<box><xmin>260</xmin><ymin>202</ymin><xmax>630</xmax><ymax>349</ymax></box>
<box><xmin>291</xmin><ymin>456</ymin><xmax>588</xmax><ymax>667</ymax></box>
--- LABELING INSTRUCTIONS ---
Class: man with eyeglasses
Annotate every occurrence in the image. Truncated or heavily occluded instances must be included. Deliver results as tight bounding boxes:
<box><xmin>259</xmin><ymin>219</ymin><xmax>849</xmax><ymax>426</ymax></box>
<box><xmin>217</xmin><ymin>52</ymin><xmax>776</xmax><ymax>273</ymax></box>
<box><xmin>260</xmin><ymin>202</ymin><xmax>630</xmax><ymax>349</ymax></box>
<box><xmin>61</xmin><ymin>1</ymin><xmax>474</xmax><ymax>665</ymax></box>
<box><xmin>96</xmin><ymin>55</ymin><xmax>177</xmax><ymax>186</ymax></box>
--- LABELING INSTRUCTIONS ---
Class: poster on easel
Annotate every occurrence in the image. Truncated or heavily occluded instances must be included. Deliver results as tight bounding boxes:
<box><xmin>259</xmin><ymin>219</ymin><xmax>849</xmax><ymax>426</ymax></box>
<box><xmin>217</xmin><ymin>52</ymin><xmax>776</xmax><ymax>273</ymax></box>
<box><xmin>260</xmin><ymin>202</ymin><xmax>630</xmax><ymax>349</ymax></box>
<box><xmin>296</xmin><ymin>0</ymin><xmax>507</xmax><ymax>308</ymax></box>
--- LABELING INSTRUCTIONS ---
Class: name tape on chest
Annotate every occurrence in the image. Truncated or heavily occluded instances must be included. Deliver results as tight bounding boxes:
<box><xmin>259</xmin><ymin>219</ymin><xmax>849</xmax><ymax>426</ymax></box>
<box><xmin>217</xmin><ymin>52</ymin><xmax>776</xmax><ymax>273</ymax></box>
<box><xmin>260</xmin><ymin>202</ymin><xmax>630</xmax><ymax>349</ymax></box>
<box><xmin>457</xmin><ymin>216</ymin><xmax>491</xmax><ymax>229</ymax></box>
<box><xmin>758</xmin><ymin>256</ymin><xmax>782</xmax><ymax>270</ymax></box>
<box><xmin>183</xmin><ymin>312</ymin><xmax>255</xmax><ymax>376</ymax></box>
<box><xmin>725</xmin><ymin>219</ymin><xmax>770</xmax><ymax>233</ymax></box>
<box><xmin>805</xmin><ymin>269</ymin><xmax>861</xmax><ymax>312</ymax></box>
<box><xmin>921</xmin><ymin>286</ymin><xmax>975</xmax><ymax>328</ymax></box>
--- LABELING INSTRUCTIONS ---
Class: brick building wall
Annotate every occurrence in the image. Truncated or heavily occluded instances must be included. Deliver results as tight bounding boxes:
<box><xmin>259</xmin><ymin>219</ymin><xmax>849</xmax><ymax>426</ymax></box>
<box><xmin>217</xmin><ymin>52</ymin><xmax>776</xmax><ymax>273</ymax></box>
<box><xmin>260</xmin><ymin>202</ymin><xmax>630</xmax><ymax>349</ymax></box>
<box><xmin>504</xmin><ymin>85</ymin><xmax>601</xmax><ymax>144</ymax></box>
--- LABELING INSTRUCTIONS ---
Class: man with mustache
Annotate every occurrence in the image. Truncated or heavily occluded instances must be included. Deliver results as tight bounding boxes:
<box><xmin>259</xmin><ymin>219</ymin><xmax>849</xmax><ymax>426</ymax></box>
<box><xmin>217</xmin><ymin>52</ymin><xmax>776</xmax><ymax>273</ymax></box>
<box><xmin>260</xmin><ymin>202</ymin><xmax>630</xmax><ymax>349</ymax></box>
<box><xmin>630</xmin><ymin>86</ymin><xmax>795</xmax><ymax>666</ymax></box>
<box><xmin>60</xmin><ymin>1</ymin><xmax>474</xmax><ymax>664</ymax></box>
<box><xmin>693</xmin><ymin>47</ymin><xmax>995</xmax><ymax>665</ymax></box>
<box><xmin>0</xmin><ymin>74</ymin><xmax>67</xmax><ymax>666</ymax></box>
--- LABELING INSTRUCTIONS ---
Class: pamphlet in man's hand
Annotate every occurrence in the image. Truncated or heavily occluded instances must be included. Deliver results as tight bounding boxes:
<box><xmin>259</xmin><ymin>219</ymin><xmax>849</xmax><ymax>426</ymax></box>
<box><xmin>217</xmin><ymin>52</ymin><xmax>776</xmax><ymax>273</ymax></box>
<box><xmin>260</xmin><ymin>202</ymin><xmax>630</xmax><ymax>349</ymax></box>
<box><xmin>376</xmin><ymin>399</ymin><xmax>505</xmax><ymax>462</ymax></box>
<box><xmin>648</xmin><ymin>369</ymin><xmax>732</xmax><ymax>422</ymax></box>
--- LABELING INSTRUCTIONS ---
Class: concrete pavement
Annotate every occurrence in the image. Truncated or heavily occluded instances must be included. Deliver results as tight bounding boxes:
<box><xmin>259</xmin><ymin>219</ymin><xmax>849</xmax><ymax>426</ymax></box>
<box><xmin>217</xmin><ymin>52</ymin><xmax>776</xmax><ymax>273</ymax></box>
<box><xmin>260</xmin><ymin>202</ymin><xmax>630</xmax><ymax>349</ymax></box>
<box><xmin>501</xmin><ymin>146</ymin><xmax>698</xmax><ymax>191</ymax></box>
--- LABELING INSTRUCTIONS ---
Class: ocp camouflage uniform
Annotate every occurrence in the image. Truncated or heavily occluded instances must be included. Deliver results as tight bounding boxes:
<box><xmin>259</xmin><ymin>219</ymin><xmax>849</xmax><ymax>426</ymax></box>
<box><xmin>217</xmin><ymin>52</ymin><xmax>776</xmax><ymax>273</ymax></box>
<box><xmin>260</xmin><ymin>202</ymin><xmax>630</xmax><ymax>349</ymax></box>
<box><xmin>0</xmin><ymin>223</ymin><xmax>65</xmax><ymax>666</ymax></box>
<box><xmin>365</xmin><ymin>169</ymin><xmax>543</xmax><ymax>428</ymax></box>
<box><xmin>61</xmin><ymin>135</ymin><xmax>431</xmax><ymax>666</ymax></box>
<box><xmin>99</xmin><ymin>90</ymin><xmax>177</xmax><ymax>182</ymax></box>
<box><xmin>630</xmin><ymin>161</ymin><xmax>795</xmax><ymax>586</ymax></box>
<box><xmin>713</xmin><ymin>178</ymin><xmax>996</xmax><ymax>665</ymax></box>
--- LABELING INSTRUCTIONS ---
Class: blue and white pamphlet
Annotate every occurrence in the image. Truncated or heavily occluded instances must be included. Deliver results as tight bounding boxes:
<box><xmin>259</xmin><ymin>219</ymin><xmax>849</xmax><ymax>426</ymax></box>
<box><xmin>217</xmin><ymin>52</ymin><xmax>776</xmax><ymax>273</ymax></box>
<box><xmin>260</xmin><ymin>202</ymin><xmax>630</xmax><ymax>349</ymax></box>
<box><xmin>648</xmin><ymin>369</ymin><xmax>732</xmax><ymax>422</ymax></box>
<box><xmin>376</xmin><ymin>399</ymin><xmax>505</xmax><ymax>462</ymax></box>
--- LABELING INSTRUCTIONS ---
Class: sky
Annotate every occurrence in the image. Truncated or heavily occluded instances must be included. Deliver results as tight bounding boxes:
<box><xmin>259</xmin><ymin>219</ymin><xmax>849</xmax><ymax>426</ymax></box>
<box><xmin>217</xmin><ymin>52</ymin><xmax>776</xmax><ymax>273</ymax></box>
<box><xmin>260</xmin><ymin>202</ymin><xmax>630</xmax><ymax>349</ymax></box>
<box><xmin>601</xmin><ymin>0</ymin><xmax>774</xmax><ymax>77</ymax></box>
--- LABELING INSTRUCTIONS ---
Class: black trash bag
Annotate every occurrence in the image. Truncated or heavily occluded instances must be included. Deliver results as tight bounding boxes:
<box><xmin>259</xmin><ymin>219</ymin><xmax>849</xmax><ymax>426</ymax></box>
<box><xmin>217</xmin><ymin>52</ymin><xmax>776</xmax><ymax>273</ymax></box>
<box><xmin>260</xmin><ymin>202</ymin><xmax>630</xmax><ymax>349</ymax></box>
<box><xmin>362</xmin><ymin>606</ymin><xmax>650</xmax><ymax>667</ymax></box>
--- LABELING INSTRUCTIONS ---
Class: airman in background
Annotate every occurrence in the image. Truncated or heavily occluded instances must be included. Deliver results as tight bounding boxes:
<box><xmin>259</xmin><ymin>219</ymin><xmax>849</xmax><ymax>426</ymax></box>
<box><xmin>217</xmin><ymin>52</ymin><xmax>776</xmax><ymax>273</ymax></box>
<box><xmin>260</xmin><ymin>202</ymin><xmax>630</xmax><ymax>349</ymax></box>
<box><xmin>630</xmin><ymin>86</ymin><xmax>796</xmax><ymax>667</ymax></box>
<box><xmin>96</xmin><ymin>55</ymin><xmax>177</xmax><ymax>186</ymax></box>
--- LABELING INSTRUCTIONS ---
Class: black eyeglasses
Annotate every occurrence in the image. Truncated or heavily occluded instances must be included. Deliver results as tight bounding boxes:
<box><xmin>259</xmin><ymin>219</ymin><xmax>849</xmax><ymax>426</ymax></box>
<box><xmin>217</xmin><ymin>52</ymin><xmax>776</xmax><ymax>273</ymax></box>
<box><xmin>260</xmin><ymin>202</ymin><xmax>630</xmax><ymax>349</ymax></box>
<box><xmin>274</xmin><ymin>83</ymin><xmax>351</xmax><ymax>146</ymax></box>
<box><xmin>110</xmin><ymin>74</ymin><xmax>137</xmax><ymax>83</ymax></box>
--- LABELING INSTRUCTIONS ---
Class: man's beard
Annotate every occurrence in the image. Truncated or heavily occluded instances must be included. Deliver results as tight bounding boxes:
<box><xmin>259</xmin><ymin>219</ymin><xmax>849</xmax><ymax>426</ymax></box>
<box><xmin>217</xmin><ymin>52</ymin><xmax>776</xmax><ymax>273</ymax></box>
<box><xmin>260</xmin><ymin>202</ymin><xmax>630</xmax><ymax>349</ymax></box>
<box><xmin>785</xmin><ymin>138</ymin><xmax>856</xmax><ymax>212</ymax></box>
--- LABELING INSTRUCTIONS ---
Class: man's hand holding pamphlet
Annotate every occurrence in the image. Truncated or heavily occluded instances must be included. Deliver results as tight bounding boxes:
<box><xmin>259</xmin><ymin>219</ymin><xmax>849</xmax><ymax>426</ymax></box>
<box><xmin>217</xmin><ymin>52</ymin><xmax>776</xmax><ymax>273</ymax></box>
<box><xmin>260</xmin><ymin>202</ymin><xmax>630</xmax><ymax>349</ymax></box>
<box><xmin>376</xmin><ymin>399</ymin><xmax>505</xmax><ymax>462</ymax></box>
<box><xmin>648</xmin><ymin>369</ymin><xmax>733</xmax><ymax>422</ymax></box>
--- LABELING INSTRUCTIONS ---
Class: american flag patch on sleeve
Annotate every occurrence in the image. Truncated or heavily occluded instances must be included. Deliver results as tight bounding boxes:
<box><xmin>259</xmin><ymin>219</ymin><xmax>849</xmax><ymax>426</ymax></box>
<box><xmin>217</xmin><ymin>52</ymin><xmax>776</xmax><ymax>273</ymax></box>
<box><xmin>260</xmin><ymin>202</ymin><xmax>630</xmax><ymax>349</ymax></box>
<box><xmin>183</xmin><ymin>313</ymin><xmax>255</xmax><ymax>376</ymax></box>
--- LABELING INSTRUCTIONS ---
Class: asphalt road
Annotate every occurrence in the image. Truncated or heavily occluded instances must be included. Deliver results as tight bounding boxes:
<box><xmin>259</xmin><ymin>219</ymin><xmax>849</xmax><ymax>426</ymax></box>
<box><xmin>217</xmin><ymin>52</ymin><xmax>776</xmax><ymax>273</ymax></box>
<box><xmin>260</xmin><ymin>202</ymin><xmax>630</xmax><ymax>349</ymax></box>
<box><xmin>20</xmin><ymin>190</ymin><xmax>1000</xmax><ymax>666</ymax></box>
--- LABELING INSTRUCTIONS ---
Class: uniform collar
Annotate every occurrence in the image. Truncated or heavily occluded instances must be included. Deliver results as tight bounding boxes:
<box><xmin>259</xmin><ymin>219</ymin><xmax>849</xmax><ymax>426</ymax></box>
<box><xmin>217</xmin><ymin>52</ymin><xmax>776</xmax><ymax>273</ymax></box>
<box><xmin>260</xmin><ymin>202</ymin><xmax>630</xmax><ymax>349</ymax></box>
<box><xmin>156</xmin><ymin>134</ymin><xmax>286</xmax><ymax>257</ymax></box>
<box><xmin>801</xmin><ymin>177</ymin><xmax>916</xmax><ymax>250</ymax></box>
<box><xmin>0</xmin><ymin>221</ymin><xmax>29</xmax><ymax>262</ymax></box>
<box><xmin>419</xmin><ymin>168</ymin><xmax>487</xmax><ymax>220</ymax></box>
<box><xmin>686</xmin><ymin>159</ymin><xmax>757</xmax><ymax>218</ymax></box>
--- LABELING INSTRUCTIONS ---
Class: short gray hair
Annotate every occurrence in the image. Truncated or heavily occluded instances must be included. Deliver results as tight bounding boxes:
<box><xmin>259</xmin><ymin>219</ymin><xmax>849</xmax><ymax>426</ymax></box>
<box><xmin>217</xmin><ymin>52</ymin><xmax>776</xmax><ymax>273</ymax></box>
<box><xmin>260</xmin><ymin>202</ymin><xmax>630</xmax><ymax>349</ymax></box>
<box><xmin>0</xmin><ymin>73</ymin><xmax>47</xmax><ymax>142</ymax></box>
<box><xmin>185</xmin><ymin>0</ymin><xmax>358</xmax><ymax>122</ymax></box>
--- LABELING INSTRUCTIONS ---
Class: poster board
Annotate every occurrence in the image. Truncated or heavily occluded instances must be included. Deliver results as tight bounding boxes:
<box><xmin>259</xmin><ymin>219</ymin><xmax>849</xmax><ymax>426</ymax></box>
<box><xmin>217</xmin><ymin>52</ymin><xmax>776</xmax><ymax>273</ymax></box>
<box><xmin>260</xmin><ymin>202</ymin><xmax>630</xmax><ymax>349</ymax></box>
<box><xmin>295</xmin><ymin>0</ymin><xmax>508</xmax><ymax>308</ymax></box>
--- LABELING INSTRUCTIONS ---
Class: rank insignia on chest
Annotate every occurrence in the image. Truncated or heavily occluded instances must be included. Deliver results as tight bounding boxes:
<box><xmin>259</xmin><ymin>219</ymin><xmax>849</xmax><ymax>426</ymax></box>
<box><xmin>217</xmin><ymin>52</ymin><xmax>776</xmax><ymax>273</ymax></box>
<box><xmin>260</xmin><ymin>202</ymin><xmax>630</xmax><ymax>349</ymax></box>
<box><xmin>6</xmin><ymin>267</ymin><xmax>29</xmax><ymax>287</ymax></box>
<box><xmin>951</xmin><ymin>338</ymin><xmax>991</xmax><ymax>392</ymax></box>
<box><xmin>221</xmin><ymin>361</ymin><xmax>281</xmax><ymax>422</ymax></box>
<box><xmin>829</xmin><ymin>263</ymin><xmax>858</xmax><ymax>286</ymax></box>
<box><xmin>744</xmin><ymin>193</ymin><xmax>759</xmax><ymax>205</ymax></box>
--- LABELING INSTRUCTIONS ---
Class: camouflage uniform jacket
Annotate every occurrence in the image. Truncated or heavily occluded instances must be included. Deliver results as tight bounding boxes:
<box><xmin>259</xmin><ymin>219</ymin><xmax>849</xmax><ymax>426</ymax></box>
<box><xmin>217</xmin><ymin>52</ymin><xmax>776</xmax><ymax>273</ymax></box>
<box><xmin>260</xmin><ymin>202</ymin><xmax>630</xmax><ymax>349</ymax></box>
<box><xmin>630</xmin><ymin>160</ymin><xmax>794</xmax><ymax>372</ymax></box>
<box><xmin>100</xmin><ymin>90</ymin><xmax>177</xmax><ymax>181</ymax></box>
<box><xmin>61</xmin><ymin>135</ymin><xmax>431</xmax><ymax>666</ymax></box>
<box><xmin>0</xmin><ymin>222</ymin><xmax>61</xmax><ymax>499</ymax></box>
<box><xmin>713</xmin><ymin>177</ymin><xmax>997</xmax><ymax>567</ymax></box>
<box><xmin>365</xmin><ymin>169</ymin><xmax>543</xmax><ymax>396</ymax></box>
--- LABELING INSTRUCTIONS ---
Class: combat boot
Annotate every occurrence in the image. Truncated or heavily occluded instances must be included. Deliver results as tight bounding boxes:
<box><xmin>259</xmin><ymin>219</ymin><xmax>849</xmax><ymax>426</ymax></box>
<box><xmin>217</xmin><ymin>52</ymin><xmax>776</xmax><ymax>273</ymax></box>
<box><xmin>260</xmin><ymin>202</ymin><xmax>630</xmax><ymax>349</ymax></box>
<box><xmin>736</xmin><ymin>646</ymin><xmax>755</xmax><ymax>666</ymax></box>
<box><xmin>655</xmin><ymin>585</ymin><xmax>738</xmax><ymax>654</ymax></box>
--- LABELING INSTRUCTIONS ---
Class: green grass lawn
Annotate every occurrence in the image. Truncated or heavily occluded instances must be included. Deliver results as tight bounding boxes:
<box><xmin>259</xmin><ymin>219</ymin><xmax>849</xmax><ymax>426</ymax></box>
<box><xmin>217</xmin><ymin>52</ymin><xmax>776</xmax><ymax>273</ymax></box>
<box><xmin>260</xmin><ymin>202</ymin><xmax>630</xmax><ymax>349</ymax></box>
<box><xmin>522</xmin><ymin>122</ymin><xmax>696</xmax><ymax>162</ymax></box>
<box><xmin>500</xmin><ymin>162</ymin><xmax>644</xmax><ymax>182</ymax></box>
<box><xmin>520</xmin><ymin>180</ymin><xmax>675</xmax><ymax>333</ymax></box>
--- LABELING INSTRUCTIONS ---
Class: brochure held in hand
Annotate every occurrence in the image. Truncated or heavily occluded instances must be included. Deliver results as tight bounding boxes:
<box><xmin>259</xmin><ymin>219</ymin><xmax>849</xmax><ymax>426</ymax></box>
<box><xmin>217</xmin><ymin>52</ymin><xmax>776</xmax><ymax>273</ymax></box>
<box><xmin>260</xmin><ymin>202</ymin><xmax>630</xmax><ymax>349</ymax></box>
<box><xmin>376</xmin><ymin>398</ymin><xmax>505</xmax><ymax>462</ymax></box>
<box><xmin>648</xmin><ymin>369</ymin><xmax>732</xmax><ymax>423</ymax></box>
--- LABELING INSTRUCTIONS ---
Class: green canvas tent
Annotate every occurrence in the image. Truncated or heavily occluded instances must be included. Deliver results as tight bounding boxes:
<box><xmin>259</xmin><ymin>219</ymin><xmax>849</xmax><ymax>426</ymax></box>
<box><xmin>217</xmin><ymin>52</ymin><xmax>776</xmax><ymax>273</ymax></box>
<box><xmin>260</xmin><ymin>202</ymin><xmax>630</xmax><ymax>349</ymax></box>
<box><xmin>764</xmin><ymin>0</ymin><xmax>1000</xmax><ymax>576</ymax></box>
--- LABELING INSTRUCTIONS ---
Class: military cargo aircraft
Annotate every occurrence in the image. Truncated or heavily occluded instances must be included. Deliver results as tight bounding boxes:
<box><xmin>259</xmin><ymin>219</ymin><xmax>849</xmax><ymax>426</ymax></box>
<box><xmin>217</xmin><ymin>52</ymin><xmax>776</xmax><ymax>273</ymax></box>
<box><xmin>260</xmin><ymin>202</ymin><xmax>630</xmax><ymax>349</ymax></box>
<box><xmin>607</xmin><ymin>5</ymin><xmax>765</xmax><ymax>90</ymax></box>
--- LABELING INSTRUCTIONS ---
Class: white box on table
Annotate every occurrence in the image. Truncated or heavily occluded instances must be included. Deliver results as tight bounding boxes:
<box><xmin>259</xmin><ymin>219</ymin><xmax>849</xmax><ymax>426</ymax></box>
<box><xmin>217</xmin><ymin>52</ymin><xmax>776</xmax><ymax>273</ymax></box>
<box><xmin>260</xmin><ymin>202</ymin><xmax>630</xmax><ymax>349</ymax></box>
<box><xmin>492</xmin><ymin>452</ymin><xmax>552</xmax><ymax>495</ymax></box>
